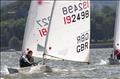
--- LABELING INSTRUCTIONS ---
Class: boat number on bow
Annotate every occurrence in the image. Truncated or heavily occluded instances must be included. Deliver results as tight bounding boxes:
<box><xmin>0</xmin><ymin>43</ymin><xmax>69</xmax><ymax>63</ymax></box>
<box><xmin>62</xmin><ymin>0</ymin><xmax>89</xmax><ymax>25</ymax></box>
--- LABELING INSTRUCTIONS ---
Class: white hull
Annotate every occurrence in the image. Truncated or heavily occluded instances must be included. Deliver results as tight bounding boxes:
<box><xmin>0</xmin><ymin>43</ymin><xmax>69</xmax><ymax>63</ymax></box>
<box><xmin>8</xmin><ymin>65</ymin><xmax>52</xmax><ymax>74</ymax></box>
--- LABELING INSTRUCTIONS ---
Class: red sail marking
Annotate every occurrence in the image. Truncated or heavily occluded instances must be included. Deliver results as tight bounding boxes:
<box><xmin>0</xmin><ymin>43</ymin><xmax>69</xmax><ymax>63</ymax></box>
<box><xmin>49</xmin><ymin>47</ymin><xmax>52</xmax><ymax>50</ymax></box>
<box><xmin>37</xmin><ymin>0</ymin><xmax>43</xmax><ymax>5</ymax></box>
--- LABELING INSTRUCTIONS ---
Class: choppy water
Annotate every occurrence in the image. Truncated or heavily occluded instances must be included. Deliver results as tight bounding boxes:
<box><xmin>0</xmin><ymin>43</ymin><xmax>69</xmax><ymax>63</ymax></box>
<box><xmin>1</xmin><ymin>48</ymin><xmax>120</xmax><ymax>79</ymax></box>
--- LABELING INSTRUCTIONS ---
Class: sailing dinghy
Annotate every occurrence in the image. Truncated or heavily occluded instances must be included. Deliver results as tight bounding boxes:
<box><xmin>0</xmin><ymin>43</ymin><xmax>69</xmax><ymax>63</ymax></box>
<box><xmin>8</xmin><ymin>0</ymin><xmax>91</xmax><ymax>74</ymax></box>
<box><xmin>8</xmin><ymin>0</ymin><xmax>53</xmax><ymax>74</ymax></box>
<box><xmin>109</xmin><ymin>1</ymin><xmax>120</xmax><ymax>65</ymax></box>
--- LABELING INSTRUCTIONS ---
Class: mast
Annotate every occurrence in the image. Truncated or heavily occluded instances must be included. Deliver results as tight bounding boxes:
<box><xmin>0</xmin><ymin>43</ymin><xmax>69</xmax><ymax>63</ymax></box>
<box><xmin>42</xmin><ymin>0</ymin><xmax>56</xmax><ymax>65</ymax></box>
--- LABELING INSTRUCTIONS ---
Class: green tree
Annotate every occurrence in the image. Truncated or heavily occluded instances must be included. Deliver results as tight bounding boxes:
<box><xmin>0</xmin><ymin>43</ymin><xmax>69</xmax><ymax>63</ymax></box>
<box><xmin>91</xmin><ymin>12</ymin><xmax>104</xmax><ymax>42</ymax></box>
<box><xmin>101</xmin><ymin>6</ymin><xmax>116</xmax><ymax>40</ymax></box>
<box><xmin>14</xmin><ymin>18</ymin><xmax>26</xmax><ymax>40</ymax></box>
<box><xmin>91</xmin><ymin>6</ymin><xmax>115</xmax><ymax>43</ymax></box>
<box><xmin>1</xmin><ymin>19</ymin><xmax>25</xmax><ymax>50</ymax></box>
<box><xmin>9</xmin><ymin>36</ymin><xmax>21</xmax><ymax>50</ymax></box>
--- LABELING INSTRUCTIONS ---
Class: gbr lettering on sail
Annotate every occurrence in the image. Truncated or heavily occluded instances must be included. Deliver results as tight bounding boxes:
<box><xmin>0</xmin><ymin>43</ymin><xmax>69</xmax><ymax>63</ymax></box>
<box><xmin>62</xmin><ymin>0</ymin><xmax>90</xmax><ymax>53</ymax></box>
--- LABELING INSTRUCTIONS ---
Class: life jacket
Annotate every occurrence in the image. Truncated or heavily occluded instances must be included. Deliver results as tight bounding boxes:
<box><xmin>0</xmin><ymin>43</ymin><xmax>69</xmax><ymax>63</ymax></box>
<box><xmin>114</xmin><ymin>49</ymin><xmax>120</xmax><ymax>59</ymax></box>
<box><xmin>19</xmin><ymin>55</ymin><xmax>34</xmax><ymax>67</ymax></box>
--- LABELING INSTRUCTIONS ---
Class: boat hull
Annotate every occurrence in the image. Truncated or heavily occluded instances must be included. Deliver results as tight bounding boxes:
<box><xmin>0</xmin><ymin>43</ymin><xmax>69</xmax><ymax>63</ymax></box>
<box><xmin>108</xmin><ymin>58</ymin><xmax>120</xmax><ymax>65</ymax></box>
<box><xmin>8</xmin><ymin>65</ymin><xmax>52</xmax><ymax>74</ymax></box>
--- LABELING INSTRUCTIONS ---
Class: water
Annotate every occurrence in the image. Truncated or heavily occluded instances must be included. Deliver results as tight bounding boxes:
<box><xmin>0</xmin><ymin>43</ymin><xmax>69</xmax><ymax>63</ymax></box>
<box><xmin>1</xmin><ymin>48</ymin><xmax>120</xmax><ymax>79</ymax></box>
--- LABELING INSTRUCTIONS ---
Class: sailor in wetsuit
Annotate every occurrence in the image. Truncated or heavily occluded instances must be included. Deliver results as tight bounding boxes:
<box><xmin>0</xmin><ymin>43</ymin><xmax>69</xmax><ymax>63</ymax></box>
<box><xmin>114</xmin><ymin>49</ymin><xmax>120</xmax><ymax>60</ymax></box>
<box><xmin>19</xmin><ymin>50</ymin><xmax>36</xmax><ymax>67</ymax></box>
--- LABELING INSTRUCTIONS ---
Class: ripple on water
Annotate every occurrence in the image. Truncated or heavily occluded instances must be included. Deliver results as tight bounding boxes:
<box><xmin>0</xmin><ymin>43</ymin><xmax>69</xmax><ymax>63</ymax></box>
<box><xmin>1</xmin><ymin>48</ymin><xmax>120</xmax><ymax>79</ymax></box>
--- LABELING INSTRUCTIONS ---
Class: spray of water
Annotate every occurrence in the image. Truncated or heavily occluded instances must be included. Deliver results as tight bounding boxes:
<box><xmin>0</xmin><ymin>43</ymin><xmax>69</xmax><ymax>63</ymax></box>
<box><xmin>1</xmin><ymin>65</ymin><xmax>10</xmax><ymax>75</ymax></box>
<box><xmin>99</xmin><ymin>59</ymin><xmax>109</xmax><ymax>65</ymax></box>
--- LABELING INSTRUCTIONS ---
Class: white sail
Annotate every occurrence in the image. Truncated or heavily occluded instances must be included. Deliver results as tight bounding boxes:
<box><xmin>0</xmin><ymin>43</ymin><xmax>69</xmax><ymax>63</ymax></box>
<box><xmin>22</xmin><ymin>0</ymin><xmax>53</xmax><ymax>57</ymax></box>
<box><xmin>46</xmin><ymin>0</ymin><xmax>90</xmax><ymax>62</ymax></box>
<box><xmin>114</xmin><ymin>1</ymin><xmax>120</xmax><ymax>50</ymax></box>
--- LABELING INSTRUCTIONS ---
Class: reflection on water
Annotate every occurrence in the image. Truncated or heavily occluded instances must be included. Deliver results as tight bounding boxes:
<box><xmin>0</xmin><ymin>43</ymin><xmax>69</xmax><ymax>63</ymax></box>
<box><xmin>1</xmin><ymin>48</ymin><xmax>120</xmax><ymax>79</ymax></box>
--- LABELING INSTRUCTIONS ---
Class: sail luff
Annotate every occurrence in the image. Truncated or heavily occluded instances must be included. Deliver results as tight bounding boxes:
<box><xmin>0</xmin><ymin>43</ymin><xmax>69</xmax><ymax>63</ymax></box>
<box><xmin>22</xmin><ymin>1</ymin><xmax>38</xmax><ymax>52</ymax></box>
<box><xmin>42</xmin><ymin>0</ymin><xmax>56</xmax><ymax>65</ymax></box>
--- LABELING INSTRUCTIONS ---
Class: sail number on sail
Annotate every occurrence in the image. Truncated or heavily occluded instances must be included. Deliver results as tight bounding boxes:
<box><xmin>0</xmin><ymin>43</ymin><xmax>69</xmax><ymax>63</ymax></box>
<box><xmin>76</xmin><ymin>31</ymin><xmax>89</xmax><ymax>53</ymax></box>
<box><xmin>36</xmin><ymin>16</ymin><xmax>50</xmax><ymax>37</ymax></box>
<box><xmin>62</xmin><ymin>0</ymin><xmax>89</xmax><ymax>25</ymax></box>
<box><xmin>36</xmin><ymin>16</ymin><xmax>50</xmax><ymax>27</ymax></box>
<box><xmin>38</xmin><ymin>28</ymin><xmax>48</xmax><ymax>37</ymax></box>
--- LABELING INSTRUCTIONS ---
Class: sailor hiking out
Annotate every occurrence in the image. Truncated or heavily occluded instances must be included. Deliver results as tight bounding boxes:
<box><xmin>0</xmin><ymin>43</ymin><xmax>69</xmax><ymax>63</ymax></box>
<box><xmin>19</xmin><ymin>50</ymin><xmax>37</xmax><ymax>67</ymax></box>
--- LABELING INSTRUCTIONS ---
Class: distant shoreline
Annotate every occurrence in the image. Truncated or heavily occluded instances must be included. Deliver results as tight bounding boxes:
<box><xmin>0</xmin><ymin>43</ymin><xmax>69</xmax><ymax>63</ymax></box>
<box><xmin>1</xmin><ymin>43</ymin><xmax>113</xmax><ymax>52</ymax></box>
<box><xmin>90</xmin><ymin>43</ymin><xmax>113</xmax><ymax>48</ymax></box>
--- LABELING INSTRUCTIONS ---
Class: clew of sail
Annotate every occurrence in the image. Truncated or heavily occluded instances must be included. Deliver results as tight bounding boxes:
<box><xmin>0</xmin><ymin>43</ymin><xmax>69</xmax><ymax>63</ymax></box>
<box><xmin>22</xmin><ymin>0</ymin><xmax>54</xmax><ymax>57</ymax></box>
<box><xmin>46</xmin><ymin>0</ymin><xmax>90</xmax><ymax>62</ymax></box>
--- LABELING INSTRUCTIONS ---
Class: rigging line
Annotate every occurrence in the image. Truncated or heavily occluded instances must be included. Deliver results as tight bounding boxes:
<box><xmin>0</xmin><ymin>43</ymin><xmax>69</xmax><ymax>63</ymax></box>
<box><xmin>42</xmin><ymin>0</ymin><xmax>56</xmax><ymax>65</ymax></box>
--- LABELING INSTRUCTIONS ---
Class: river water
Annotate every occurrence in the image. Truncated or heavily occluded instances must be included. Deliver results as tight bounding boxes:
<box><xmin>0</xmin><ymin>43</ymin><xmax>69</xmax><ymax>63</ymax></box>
<box><xmin>1</xmin><ymin>48</ymin><xmax>120</xmax><ymax>79</ymax></box>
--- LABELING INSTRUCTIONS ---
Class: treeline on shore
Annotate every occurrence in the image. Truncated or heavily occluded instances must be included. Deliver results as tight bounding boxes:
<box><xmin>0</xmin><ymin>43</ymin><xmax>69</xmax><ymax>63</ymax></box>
<box><xmin>0</xmin><ymin>1</ymin><xmax>116</xmax><ymax>51</ymax></box>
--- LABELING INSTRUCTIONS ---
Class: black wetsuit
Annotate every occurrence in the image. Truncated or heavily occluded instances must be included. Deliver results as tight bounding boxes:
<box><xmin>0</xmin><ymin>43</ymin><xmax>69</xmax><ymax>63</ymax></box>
<box><xmin>19</xmin><ymin>55</ymin><xmax>34</xmax><ymax>67</ymax></box>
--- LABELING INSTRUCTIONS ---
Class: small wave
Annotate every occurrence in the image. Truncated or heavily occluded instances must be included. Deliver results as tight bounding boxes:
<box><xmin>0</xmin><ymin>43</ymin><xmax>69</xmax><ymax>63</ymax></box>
<box><xmin>52</xmin><ymin>68</ymin><xmax>69</xmax><ymax>72</ymax></box>
<box><xmin>80</xmin><ymin>68</ymin><xmax>96</xmax><ymax>71</ymax></box>
<box><xmin>19</xmin><ymin>65</ymin><xmax>53</xmax><ymax>74</ymax></box>
<box><xmin>1</xmin><ymin>65</ymin><xmax>10</xmax><ymax>75</ymax></box>
<box><xmin>0</xmin><ymin>77</ymin><xmax>4</xmax><ymax>79</ymax></box>
<box><xmin>29</xmin><ymin>65</ymin><xmax>41</xmax><ymax>73</ymax></box>
<box><xmin>99</xmin><ymin>59</ymin><xmax>109</xmax><ymax>65</ymax></box>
